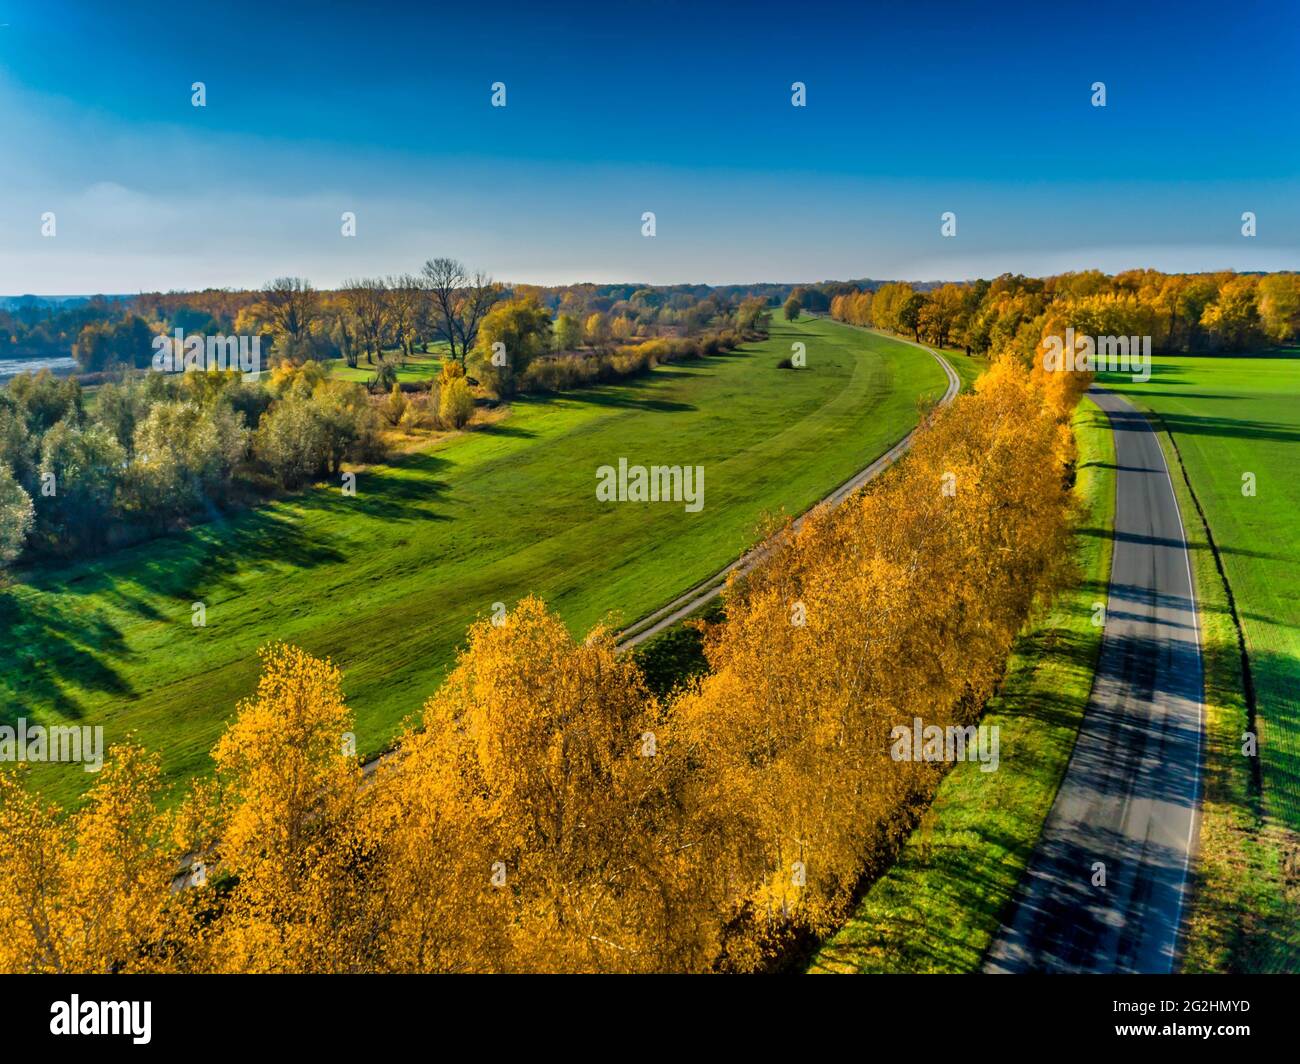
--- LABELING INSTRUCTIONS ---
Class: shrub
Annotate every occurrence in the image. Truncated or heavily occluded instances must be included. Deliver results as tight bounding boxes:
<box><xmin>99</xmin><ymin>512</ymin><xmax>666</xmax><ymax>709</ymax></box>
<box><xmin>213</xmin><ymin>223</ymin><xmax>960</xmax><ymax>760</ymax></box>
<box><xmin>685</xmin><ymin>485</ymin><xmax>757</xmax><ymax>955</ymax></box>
<box><xmin>520</xmin><ymin>355</ymin><xmax>601</xmax><ymax>393</ymax></box>
<box><xmin>253</xmin><ymin>381</ymin><xmax>382</xmax><ymax>489</ymax></box>
<box><xmin>438</xmin><ymin>376</ymin><xmax>474</xmax><ymax>430</ymax></box>
<box><xmin>399</xmin><ymin>392</ymin><xmax>437</xmax><ymax>431</ymax></box>
<box><xmin>371</xmin><ymin>361</ymin><xmax>398</xmax><ymax>394</ymax></box>
<box><xmin>36</xmin><ymin>420</ymin><xmax>127</xmax><ymax>553</ymax></box>
<box><xmin>128</xmin><ymin>401</ymin><xmax>249</xmax><ymax>519</ymax></box>
<box><xmin>382</xmin><ymin>383</ymin><xmax>408</xmax><ymax>426</ymax></box>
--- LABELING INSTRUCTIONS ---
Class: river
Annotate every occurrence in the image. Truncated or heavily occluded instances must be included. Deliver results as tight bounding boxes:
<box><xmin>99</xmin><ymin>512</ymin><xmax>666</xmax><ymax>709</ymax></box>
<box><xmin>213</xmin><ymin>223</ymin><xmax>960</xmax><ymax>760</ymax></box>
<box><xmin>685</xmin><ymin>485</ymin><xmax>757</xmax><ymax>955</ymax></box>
<box><xmin>0</xmin><ymin>355</ymin><xmax>78</xmax><ymax>384</ymax></box>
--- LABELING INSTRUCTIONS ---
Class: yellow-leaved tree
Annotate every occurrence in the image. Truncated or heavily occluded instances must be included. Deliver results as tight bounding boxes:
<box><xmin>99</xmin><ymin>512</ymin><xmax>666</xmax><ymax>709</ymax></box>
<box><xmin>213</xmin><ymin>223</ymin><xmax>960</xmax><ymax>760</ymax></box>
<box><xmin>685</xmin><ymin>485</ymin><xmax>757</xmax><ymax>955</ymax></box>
<box><xmin>0</xmin><ymin>745</ymin><xmax>182</xmax><ymax>973</ymax></box>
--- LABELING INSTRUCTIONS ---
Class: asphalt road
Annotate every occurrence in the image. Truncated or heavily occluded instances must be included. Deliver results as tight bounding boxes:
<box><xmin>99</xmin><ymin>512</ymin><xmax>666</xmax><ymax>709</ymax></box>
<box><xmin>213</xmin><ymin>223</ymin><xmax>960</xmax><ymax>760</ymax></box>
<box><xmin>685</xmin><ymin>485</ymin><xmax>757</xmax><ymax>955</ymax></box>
<box><xmin>985</xmin><ymin>386</ymin><xmax>1203</xmax><ymax>974</ymax></box>
<box><xmin>619</xmin><ymin>333</ymin><xmax>960</xmax><ymax>649</ymax></box>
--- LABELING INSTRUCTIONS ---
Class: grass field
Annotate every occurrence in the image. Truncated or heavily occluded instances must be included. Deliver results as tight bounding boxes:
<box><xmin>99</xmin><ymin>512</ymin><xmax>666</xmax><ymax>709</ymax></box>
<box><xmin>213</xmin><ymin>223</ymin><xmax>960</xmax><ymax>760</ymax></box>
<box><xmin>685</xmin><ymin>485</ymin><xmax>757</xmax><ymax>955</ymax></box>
<box><xmin>322</xmin><ymin>346</ymin><xmax>447</xmax><ymax>385</ymax></box>
<box><xmin>809</xmin><ymin>397</ymin><xmax>1116</xmax><ymax>972</ymax></box>
<box><xmin>2</xmin><ymin>317</ymin><xmax>945</xmax><ymax>805</ymax></box>
<box><xmin>939</xmin><ymin>348</ymin><xmax>986</xmax><ymax>393</ymax></box>
<box><xmin>1101</xmin><ymin>353</ymin><xmax>1300</xmax><ymax>971</ymax></box>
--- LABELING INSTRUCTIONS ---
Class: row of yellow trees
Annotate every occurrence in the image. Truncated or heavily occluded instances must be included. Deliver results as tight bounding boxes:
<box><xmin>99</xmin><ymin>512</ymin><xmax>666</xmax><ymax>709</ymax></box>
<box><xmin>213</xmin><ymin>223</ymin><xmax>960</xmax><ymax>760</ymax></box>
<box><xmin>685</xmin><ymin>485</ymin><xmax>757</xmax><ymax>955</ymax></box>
<box><xmin>831</xmin><ymin>270</ymin><xmax>1300</xmax><ymax>356</ymax></box>
<box><xmin>0</xmin><ymin>355</ymin><xmax>1092</xmax><ymax>973</ymax></box>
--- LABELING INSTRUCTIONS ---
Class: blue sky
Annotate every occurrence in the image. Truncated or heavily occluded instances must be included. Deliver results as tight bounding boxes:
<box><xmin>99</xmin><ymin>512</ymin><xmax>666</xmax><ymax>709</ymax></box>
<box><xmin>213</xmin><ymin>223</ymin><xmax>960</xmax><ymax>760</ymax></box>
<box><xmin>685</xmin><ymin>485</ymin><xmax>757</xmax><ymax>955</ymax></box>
<box><xmin>1</xmin><ymin>0</ymin><xmax>1297</xmax><ymax>292</ymax></box>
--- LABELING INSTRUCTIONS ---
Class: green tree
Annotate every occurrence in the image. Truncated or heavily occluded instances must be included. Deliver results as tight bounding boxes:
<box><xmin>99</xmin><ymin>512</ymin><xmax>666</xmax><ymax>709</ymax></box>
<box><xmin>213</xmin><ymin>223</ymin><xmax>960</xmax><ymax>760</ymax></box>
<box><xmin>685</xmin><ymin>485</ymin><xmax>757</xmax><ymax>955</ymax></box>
<box><xmin>37</xmin><ymin>420</ymin><xmax>126</xmax><ymax>553</ymax></box>
<box><xmin>898</xmin><ymin>293</ymin><xmax>927</xmax><ymax>341</ymax></box>
<box><xmin>92</xmin><ymin>379</ymin><xmax>151</xmax><ymax>451</ymax></box>
<box><xmin>129</xmin><ymin>401</ymin><xmax>249</xmax><ymax>519</ymax></box>
<box><xmin>476</xmin><ymin>297</ymin><xmax>552</xmax><ymax>396</ymax></box>
<box><xmin>553</xmin><ymin>313</ymin><xmax>582</xmax><ymax>352</ymax></box>
<box><xmin>0</xmin><ymin>462</ymin><xmax>34</xmax><ymax>569</ymax></box>
<box><xmin>0</xmin><ymin>401</ymin><xmax>36</xmax><ymax>487</ymax></box>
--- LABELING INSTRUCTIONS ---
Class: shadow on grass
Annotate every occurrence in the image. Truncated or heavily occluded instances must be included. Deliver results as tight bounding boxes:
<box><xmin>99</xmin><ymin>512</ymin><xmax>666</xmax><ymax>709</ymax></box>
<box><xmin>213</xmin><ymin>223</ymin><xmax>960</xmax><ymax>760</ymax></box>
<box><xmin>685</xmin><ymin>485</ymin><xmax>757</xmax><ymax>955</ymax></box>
<box><xmin>564</xmin><ymin>384</ymin><xmax>696</xmax><ymax>415</ymax></box>
<box><xmin>476</xmin><ymin>421</ymin><xmax>538</xmax><ymax>440</ymax></box>
<box><xmin>1105</xmin><ymin>405</ymin><xmax>1300</xmax><ymax>446</ymax></box>
<box><xmin>0</xmin><ymin>499</ymin><xmax>363</xmax><ymax>721</ymax></box>
<box><xmin>293</xmin><ymin>452</ymin><xmax>454</xmax><ymax>524</ymax></box>
<box><xmin>1078</xmin><ymin>526</ymin><xmax>1290</xmax><ymax>564</ymax></box>
<box><xmin>0</xmin><ymin>588</ymin><xmax>133</xmax><ymax>722</ymax></box>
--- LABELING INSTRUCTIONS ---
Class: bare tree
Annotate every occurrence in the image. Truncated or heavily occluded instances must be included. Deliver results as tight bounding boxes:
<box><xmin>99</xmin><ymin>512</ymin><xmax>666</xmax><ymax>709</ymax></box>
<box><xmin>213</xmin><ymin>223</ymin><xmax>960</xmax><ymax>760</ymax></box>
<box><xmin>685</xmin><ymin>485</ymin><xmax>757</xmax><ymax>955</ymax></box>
<box><xmin>457</xmin><ymin>271</ymin><xmax>499</xmax><ymax>362</ymax></box>
<box><xmin>341</xmin><ymin>278</ymin><xmax>389</xmax><ymax>365</ymax></box>
<box><xmin>385</xmin><ymin>274</ymin><xmax>421</xmax><ymax>363</ymax></box>
<box><xmin>260</xmin><ymin>277</ymin><xmax>318</xmax><ymax>360</ymax></box>
<box><xmin>420</xmin><ymin>258</ymin><xmax>500</xmax><ymax>367</ymax></box>
<box><xmin>321</xmin><ymin>293</ymin><xmax>358</xmax><ymax>367</ymax></box>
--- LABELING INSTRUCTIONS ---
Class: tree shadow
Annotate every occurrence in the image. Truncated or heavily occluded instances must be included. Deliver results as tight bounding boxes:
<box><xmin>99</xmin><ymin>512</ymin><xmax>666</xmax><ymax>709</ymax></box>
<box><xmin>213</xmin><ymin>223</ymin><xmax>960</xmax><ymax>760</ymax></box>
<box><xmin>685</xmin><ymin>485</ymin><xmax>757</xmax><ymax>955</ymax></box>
<box><xmin>0</xmin><ymin>588</ymin><xmax>133</xmax><ymax>722</ymax></box>
<box><xmin>1078</xmin><ymin>525</ymin><xmax>1289</xmax><ymax>564</ymax></box>
<box><xmin>562</xmin><ymin>385</ymin><xmax>696</xmax><ymax>415</ymax></box>
<box><xmin>476</xmin><ymin>421</ymin><xmax>537</xmax><ymax>440</ymax></box>
<box><xmin>1105</xmin><ymin>406</ymin><xmax>1300</xmax><ymax>446</ymax></box>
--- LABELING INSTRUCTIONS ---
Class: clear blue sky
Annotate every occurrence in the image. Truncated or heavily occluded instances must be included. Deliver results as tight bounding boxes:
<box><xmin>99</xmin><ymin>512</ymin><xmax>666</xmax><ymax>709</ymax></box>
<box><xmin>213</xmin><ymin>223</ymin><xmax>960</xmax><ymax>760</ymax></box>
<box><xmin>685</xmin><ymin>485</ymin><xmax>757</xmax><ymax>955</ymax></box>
<box><xmin>1</xmin><ymin>0</ymin><xmax>1297</xmax><ymax>292</ymax></box>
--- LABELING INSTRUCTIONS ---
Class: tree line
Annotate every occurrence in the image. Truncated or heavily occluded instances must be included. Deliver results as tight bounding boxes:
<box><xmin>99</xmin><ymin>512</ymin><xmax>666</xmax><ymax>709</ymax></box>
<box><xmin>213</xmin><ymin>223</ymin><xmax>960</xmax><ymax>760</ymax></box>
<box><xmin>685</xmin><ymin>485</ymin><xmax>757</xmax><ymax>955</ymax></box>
<box><xmin>0</xmin><ymin>261</ymin><xmax>774</xmax><ymax>575</ymax></box>
<box><xmin>58</xmin><ymin>266</ymin><xmax>780</xmax><ymax>377</ymax></box>
<box><xmin>829</xmin><ymin>270</ymin><xmax>1300</xmax><ymax>357</ymax></box>
<box><xmin>0</xmin><ymin>364</ymin><xmax>387</xmax><ymax>568</ymax></box>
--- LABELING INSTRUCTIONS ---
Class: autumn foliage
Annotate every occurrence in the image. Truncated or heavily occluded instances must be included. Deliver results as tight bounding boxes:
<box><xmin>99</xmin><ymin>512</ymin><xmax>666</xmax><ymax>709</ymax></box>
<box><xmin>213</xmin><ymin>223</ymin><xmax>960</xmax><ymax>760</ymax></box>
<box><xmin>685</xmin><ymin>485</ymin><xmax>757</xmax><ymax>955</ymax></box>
<box><xmin>0</xmin><ymin>355</ymin><xmax>1092</xmax><ymax>973</ymax></box>
<box><xmin>831</xmin><ymin>269</ymin><xmax>1300</xmax><ymax>356</ymax></box>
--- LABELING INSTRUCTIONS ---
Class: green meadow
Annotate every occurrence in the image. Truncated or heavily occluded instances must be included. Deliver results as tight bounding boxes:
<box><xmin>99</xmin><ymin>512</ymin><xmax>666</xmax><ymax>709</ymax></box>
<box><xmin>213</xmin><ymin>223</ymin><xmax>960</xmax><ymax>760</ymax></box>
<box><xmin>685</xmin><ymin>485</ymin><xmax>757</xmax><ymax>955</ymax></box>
<box><xmin>323</xmin><ymin>345</ymin><xmax>448</xmax><ymax>385</ymax></box>
<box><xmin>1102</xmin><ymin>353</ymin><xmax>1300</xmax><ymax>833</ymax></box>
<box><xmin>2</xmin><ymin>317</ymin><xmax>945</xmax><ymax>805</ymax></box>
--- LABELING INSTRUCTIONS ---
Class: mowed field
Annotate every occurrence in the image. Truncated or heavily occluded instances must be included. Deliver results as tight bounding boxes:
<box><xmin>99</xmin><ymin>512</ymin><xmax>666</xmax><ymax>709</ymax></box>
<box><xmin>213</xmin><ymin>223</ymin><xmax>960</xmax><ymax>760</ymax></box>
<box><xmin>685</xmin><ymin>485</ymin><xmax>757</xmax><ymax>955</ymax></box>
<box><xmin>2</xmin><ymin>317</ymin><xmax>946</xmax><ymax>804</ymax></box>
<box><xmin>1102</xmin><ymin>353</ymin><xmax>1300</xmax><ymax>831</ymax></box>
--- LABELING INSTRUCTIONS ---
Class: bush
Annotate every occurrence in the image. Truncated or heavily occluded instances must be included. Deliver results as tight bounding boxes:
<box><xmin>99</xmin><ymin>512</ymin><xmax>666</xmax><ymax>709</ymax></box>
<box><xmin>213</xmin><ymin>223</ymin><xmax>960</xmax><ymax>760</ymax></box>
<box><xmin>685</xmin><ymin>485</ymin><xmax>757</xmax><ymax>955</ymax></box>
<box><xmin>36</xmin><ymin>420</ymin><xmax>127</xmax><ymax>553</ymax></box>
<box><xmin>438</xmin><ymin>376</ymin><xmax>474</xmax><ymax>430</ymax></box>
<box><xmin>371</xmin><ymin>361</ymin><xmax>398</xmax><ymax>394</ymax></box>
<box><xmin>128</xmin><ymin>401</ymin><xmax>250</xmax><ymax>519</ymax></box>
<box><xmin>399</xmin><ymin>392</ymin><xmax>437</xmax><ymax>431</ymax></box>
<box><xmin>381</xmin><ymin>383</ymin><xmax>408</xmax><ymax>426</ymax></box>
<box><xmin>254</xmin><ymin>381</ymin><xmax>383</xmax><ymax>489</ymax></box>
<box><xmin>520</xmin><ymin>354</ymin><xmax>602</xmax><ymax>393</ymax></box>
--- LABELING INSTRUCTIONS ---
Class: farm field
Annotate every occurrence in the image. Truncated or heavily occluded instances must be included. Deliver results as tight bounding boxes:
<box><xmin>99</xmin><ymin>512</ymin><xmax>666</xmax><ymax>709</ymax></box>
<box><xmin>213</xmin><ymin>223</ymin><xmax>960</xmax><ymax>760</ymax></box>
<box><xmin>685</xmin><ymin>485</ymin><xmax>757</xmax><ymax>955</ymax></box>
<box><xmin>0</xmin><ymin>317</ymin><xmax>945</xmax><ymax>805</ymax></box>
<box><xmin>1101</xmin><ymin>353</ymin><xmax>1300</xmax><ymax>832</ymax></box>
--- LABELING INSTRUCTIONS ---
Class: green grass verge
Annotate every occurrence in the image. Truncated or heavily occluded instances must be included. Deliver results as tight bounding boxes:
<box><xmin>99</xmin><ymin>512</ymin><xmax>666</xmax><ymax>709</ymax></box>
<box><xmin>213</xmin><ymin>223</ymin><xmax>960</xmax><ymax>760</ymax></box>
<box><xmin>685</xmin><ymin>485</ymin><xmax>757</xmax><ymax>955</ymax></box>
<box><xmin>808</xmin><ymin>396</ymin><xmax>1116</xmax><ymax>973</ymax></box>
<box><xmin>2</xmin><ymin>318</ymin><xmax>945</xmax><ymax>806</ymax></box>
<box><xmin>1101</xmin><ymin>355</ymin><xmax>1300</xmax><ymax>972</ymax></box>
<box><xmin>932</xmin><ymin>347</ymin><xmax>987</xmax><ymax>393</ymax></box>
